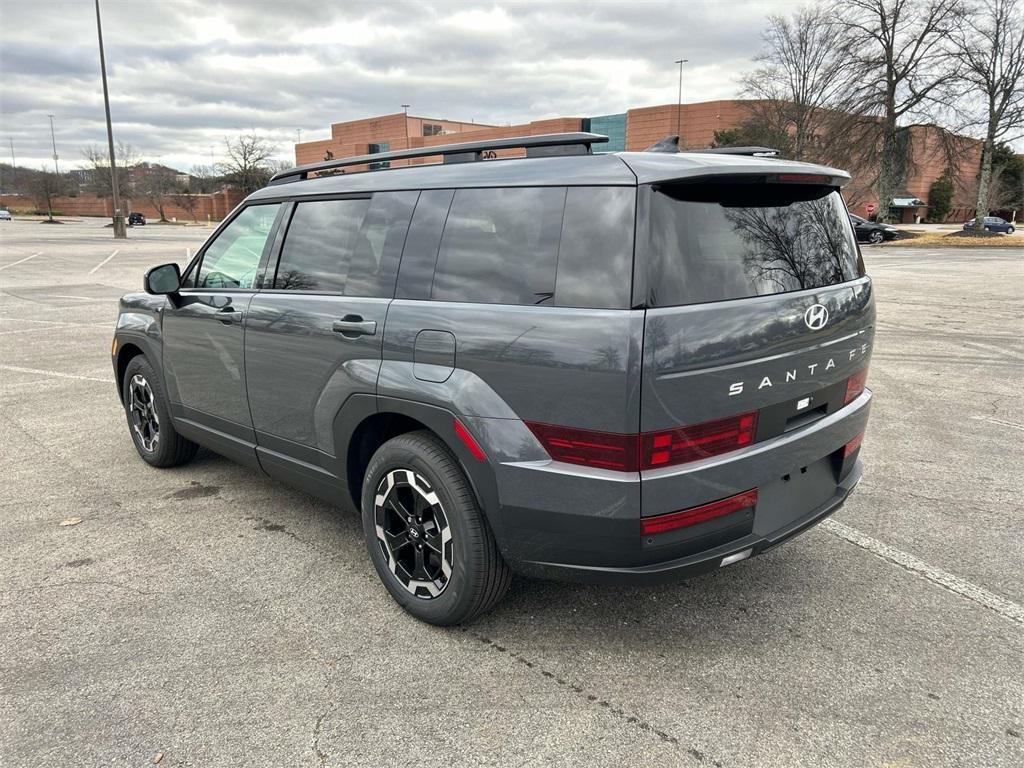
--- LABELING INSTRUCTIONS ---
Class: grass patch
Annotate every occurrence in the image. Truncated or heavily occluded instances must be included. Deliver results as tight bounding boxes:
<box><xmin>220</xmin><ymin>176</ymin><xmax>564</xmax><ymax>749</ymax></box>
<box><xmin>885</xmin><ymin>230</ymin><xmax>1022</xmax><ymax>247</ymax></box>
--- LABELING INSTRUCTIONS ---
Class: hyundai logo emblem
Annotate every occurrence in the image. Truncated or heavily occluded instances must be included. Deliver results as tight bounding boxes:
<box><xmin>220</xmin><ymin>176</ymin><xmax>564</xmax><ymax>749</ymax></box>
<box><xmin>804</xmin><ymin>304</ymin><xmax>829</xmax><ymax>330</ymax></box>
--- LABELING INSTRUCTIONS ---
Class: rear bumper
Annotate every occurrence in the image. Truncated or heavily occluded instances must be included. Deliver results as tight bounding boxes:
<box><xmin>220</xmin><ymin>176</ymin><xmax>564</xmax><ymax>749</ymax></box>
<box><xmin>488</xmin><ymin>390</ymin><xmax>871</xmax><ymax>583</ymax></box>
<box><xmin>515</xmin><ymin>460</ymin><xmax>861</xmax><ymax>584</ymax></box>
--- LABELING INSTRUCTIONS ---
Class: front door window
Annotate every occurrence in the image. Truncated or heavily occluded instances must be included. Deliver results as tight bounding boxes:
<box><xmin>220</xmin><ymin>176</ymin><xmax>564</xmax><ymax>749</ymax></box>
<box><xmin>195</xmin><ymin>204</ymin><xmax>282</xmax><ymax>289</ymax></box>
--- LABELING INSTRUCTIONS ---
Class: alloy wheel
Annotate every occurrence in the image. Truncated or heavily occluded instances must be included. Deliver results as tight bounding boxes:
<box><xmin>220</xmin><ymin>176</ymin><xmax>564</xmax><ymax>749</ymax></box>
<box><xmin>869</xmin><ymin>230</ymin><xmax>884</xmax><ymax>244</ymax></box>
<box><xmin>128</xmin><ymin>374</ymin><xmax>160</xmax><ymax>452</ymax></box>
<box><xmin>374</xmin><ymin>468</ymin><xmax>453</xmax><ymax>599</ymax></box>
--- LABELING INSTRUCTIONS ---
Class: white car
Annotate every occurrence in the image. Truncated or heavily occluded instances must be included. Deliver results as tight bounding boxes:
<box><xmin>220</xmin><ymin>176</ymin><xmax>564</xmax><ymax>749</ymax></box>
<box><xmin>0</xmin><ymin>210</ymin><xmax>11</xmax><ymax>221</ymax></box>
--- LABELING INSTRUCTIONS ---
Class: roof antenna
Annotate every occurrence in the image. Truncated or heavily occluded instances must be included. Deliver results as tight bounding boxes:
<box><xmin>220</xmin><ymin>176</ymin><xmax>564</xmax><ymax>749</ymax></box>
<box><xmin>645</xmin><ymin>135</ymin><xmax>680</xmax><ymax>153</ymax></box>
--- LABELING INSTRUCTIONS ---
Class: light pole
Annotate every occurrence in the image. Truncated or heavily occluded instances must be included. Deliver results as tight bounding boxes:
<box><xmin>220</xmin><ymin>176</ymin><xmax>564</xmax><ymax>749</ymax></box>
<box><xmin>401</xmin><ymin>104</ymin><xmax>411</xmax><ymax>149</ymax></box>
<box><xmin>95</xmin><ymin>0</ymin><xmax>126</xmax><ymax>239</ymax></box>
<box><xmin>7</xmin><ymin>137</ymin><xmax>14</xmax><ymax>168</ymax></box>
<box><xmin>674</xmin><ymin>59</ymin><xmax>688</xmax><ymax>145</ymax></box>
<box><xmin>296</xmin><ymin>128</ymin><xmax>302</xmax><ymax>145</ymax></box>
<box><xmin>47</xmin><ymin>115</ymin><xmax>60</xmax><ymax>173</ymax></box>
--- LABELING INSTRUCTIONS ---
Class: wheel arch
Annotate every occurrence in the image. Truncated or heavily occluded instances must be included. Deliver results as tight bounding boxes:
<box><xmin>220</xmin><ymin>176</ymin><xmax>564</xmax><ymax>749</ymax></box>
<box><xmin>335</xmin><ymin>396</ymin><xmax>503</xmax><ymax>541</ymax></box>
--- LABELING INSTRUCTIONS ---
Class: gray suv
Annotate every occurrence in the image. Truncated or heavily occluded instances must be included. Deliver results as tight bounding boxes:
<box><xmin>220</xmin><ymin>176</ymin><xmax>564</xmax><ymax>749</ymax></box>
<box><xmin>112</xmin><ymin>133</ymin><xmax>874</xmax><ymax>625</ymax></box>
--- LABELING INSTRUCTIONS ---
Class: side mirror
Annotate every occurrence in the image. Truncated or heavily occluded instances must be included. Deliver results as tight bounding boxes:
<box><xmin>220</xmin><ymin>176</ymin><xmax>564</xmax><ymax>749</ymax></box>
<box><xmin>144</xmin><ymin>263</ymin><xmax>181</xmax><ymax>295</ymax></box>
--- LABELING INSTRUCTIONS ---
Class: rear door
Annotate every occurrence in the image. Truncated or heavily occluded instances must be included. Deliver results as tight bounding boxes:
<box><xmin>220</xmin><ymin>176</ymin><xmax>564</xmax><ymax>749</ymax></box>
<box><xmin>243</xmin><ymin>191</ymin><xmax>418</xmax><ymax>496</ymax></box>
<box><xmin>635</xmin><ymin>178</ymin><xmax>874</xmax><ymax>515</ymax></box>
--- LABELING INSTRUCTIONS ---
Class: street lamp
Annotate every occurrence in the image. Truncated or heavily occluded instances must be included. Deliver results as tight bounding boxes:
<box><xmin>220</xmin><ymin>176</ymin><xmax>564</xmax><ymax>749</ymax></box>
<box><xmin>401</xmin><ymin>104</ymin><xmax>411</xmax><ymax>150</ymax></box>
<box><xmin>47</xmin><ymin>115</ymin><xmax>59</xmax><ymax>173</ymax></box>
<box><xmin>674</xmin><ymin>59</ymin><xmax>688</xmax><ymax>145</ymax></box>
<box><xmin>94</xmin><ymin>0</ymin><xmax>126</xmax><ymax>239</ymax></box>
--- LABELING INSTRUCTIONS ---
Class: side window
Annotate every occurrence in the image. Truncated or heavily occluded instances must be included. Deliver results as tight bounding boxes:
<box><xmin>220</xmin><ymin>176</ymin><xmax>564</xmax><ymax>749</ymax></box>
<box><xmin>432</xmin><ymin>187</ymin><xmax>566</xmax><ymax>305</ymax></box>
<box><xmin>195</xmin><ymin>204</ymin><xmax>282</xmax><ymax>289</ymax></box>
<box><xmin>273</xmin><ymin>192</ymin><xmax>418</xmax><ymax>296</ymax></box>
<box><xmin>555</xmin><ymin>187</ymin><xmax>634</xmax><ymax>309</ymax></box>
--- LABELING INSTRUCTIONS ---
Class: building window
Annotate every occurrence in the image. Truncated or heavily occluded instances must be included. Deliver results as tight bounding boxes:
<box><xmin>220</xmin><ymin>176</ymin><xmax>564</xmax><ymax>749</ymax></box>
<box><xmin>368</xmin><ymin>142</ymin><xmax>390</xmax><ymax>170</ymax></box>
<box><xmin>423</xmin><ymin>123</ymin><xmax>443</xmax><ymax>137</ymax></box>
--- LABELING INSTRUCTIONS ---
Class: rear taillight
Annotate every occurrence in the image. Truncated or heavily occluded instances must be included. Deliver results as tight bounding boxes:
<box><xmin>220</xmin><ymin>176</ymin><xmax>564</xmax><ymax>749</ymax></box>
<box><xmin>641</xmin><ymin>489</ymin><xmax>759</xmax><ymax>536</ymax></box>
<box><xmin>639</xmin><ymin>412</ymin><xmax>758</xmax><ymax>469</ymax></box>
<box><xmin>524</xmin><ymin>422</ymin><xmax>639</xmax><ymax>472</ymax></box>
<box><xmin>526</xmin><ymin>411</ymin><xmax>758</xmax><ymax>473</ymax></box>
<box><xmin>845</xmin><ymin>368</ymin><xmax>869</xmax><ymax>404</ymax></box>
<box><xmin>843</xmin><ymin>431</ymin><xmax>865</xmax><ymax>458</ymax></box>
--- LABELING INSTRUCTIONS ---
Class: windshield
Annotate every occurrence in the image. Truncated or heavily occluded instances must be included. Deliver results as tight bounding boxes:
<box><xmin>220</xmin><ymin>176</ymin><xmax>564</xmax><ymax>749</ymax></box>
<box><xmin>643</xmin><ymin>183</ymin><xmax>861</xmax><ymax>307</ymax></box>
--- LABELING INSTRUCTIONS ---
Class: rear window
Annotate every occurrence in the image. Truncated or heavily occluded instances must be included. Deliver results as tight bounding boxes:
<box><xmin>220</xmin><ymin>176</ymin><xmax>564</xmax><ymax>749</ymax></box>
<box><xmin>644</xmin><ymin>183</ymin><xmax>860</xmax><ymax>307</ymax></box>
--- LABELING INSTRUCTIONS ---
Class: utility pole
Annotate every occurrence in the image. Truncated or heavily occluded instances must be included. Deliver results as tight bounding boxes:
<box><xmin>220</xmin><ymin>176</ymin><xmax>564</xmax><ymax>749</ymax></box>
<box><xmin>674</xmin><ymin>59</ymin><xmax>688</xmax><ymax>145</ymax></box>
<box><xmin>94</xmin><ymin>0</ymin><xmax>126</xmax><ymax>238</ymax></box>
<box><xmin>47</xmin><ymin>115</ymin><xmax>60</xmax><ymax>173</ymax></box>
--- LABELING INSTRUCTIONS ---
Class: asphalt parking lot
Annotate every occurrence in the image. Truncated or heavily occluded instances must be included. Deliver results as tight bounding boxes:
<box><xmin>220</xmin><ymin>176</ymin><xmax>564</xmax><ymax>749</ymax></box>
<box><xmin>1</xmin><ymin>218</ymin><xmax>1022</xmax><ymax>767</ymax></box>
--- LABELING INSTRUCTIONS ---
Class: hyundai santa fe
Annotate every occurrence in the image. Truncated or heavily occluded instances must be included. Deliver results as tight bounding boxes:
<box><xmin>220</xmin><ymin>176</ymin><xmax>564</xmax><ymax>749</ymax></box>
<box><xmin>112</xmin><ymin>133</ymin><xmax>874</xmax><ymax>625</ymax></box>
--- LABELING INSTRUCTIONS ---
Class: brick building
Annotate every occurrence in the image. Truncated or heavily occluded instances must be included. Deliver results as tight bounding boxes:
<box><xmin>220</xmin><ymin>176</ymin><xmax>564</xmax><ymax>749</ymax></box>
<box><xmin>296</xmin><ymin>101</ymin><xmax>992</xmax><ymax>223</ymax></box>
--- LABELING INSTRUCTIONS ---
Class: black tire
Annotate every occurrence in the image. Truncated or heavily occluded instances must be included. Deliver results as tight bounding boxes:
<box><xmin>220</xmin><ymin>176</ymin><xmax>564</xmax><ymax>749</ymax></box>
<box><xmin>868</xmin><ymin>230</ymin><xmax>884</xmax><ymax>244</ymax></box>
<box><xmin>361</xmin><ymin>430</ymin><xmax>511</xmax><ymax>625</ymax></box>
<box><xmin>1008</xmin><ymin>227</ymin><xmax>1015</xmax><ymax>235</ymax></box>
<box><xmin>121</xmin><ymin>355</ymin><xmax>198</xmax><ymax>468</ymax></box>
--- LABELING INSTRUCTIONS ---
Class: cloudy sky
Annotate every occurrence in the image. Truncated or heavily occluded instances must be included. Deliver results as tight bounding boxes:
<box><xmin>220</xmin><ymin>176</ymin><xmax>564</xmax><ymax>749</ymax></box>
<box><xmin>1</xmin><ymin>0</ymin><xmax>805</xmax><ymax>172</ymax></box>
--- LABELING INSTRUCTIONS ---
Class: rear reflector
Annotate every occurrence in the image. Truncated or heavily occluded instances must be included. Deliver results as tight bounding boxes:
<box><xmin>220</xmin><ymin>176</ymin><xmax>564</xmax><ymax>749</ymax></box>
<box><xmin>843</xmin><ymin>431</ymin><xmax>865</xmax><ymax>458</ymax></box>
<box><xmin>641</xmin><ymin>489</ymin><xmax>759</xmax><ymax>536</ymax></box>
<box><xmin>639</xmin><ymin>412</ymin><xmax>758</xmax><ymax>469</ymax></box>
<box><xmin>526</xmin><ymin>411</ymin><xmax>759</xmax><ymax>473</ymax></box>
<box><xmin>845</xmin><ymin>368</ymin><xmax>869</xmax><ymax>404</ymax></box>
<box><xmin>453</xmin><ymin>418</ymin><xmax>487</xmax><ymax>461</ymax></box>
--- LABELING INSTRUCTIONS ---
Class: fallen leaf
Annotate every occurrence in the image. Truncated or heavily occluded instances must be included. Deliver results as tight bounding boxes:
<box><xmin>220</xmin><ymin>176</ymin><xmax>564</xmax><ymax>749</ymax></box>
<box><xmin>153</xmin><ymin>753</ymin><xmax>163</xmax><ymax>764</ymax></box>
<box><xmin>59</xmin><ymin>517</ymin><xmax>83</xmax><ymax>527</ymax></box>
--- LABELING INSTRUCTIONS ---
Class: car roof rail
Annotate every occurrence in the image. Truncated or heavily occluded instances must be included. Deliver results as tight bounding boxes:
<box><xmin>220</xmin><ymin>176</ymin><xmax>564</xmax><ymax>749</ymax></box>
<box><xmin>269</xmin><ymin>132</ymin><xmax>610</xmax><ymax>185</ymax></box>
<box><xmin>689</xmin><ymin>146</ymin><xmax>780</xmax><ymax>157</ymax></box>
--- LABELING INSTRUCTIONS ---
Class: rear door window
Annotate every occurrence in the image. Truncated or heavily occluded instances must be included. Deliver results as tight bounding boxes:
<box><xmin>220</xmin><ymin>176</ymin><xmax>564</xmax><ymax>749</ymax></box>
<box><xmin>643</xmin><ymin>184</ymin><xmax>860</xmax><ymax>306</ymax></box>
<box><xmin>426</xmin><ymin>186</ymin><xmax>634</xmax><ymax>308</ymax></box>
<box><xmin>273</xmin><ymin>192</ymin><xmax>417</xmax><ymax>296</ymax></box>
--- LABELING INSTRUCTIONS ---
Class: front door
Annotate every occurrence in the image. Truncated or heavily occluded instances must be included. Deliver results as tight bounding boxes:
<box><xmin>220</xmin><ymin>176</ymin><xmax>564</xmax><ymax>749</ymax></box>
<box><xmin>162</xmin><ymin>203</ymin><xmax>285</xmax><ymax>463</ymax></box>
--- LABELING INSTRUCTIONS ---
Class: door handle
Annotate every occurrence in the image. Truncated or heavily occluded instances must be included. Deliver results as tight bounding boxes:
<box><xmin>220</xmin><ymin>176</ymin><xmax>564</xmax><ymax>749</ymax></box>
<box><xmin>332</xmin><ymin>316</ymin><xmax>377</xmax><ymax>337</ymax></box>
<box><xmin>216</xmin><ymin>305</ymin><xmax>242</xmax><ymax>324</ymax></box>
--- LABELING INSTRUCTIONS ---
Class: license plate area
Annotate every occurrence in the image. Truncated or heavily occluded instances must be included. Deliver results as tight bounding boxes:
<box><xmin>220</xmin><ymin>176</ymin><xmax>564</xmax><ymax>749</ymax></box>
<box><xmin>753</xmin><ymin>456</ymin><xmax>837</xmax><ymax>536</ymax></box>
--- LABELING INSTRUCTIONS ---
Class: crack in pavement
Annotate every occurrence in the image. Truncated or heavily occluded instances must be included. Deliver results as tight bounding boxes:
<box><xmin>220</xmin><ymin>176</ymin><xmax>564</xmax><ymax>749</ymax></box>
<box><xmin>461</xmin><ymin>628</ymin><xmax>723</xmax><ymax>765</ymax></box>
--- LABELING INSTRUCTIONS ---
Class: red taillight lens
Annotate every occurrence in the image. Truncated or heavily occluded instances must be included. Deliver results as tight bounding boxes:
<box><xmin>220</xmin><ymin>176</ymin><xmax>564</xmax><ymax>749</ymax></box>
<box><xmin>843</xmin><ymin>431</ymin><xmax>865</xmax><ymax>458</ymax></box>
<box><xmin>641</xmin><ymin>489</ymin><xmax>759</xmax><ymax>536</ymax></box>
<box><xmin>525</xmin><ymin>422</ymin><xmax>639</xmax><ymax>472</ymax></box>
<box><xmin>845</xmin><ymin>368</ymin><xmax>869</xmax><ymax>404</ymax></box>
<box><xmin>526</xmin><ymin>412</ymin><xmax>759</xmax><ymax>472</ymax></box>
<box><xmin>639</xmin><ymin>412</ymin><xmax>758</xmax><ymax>469</ymax></box>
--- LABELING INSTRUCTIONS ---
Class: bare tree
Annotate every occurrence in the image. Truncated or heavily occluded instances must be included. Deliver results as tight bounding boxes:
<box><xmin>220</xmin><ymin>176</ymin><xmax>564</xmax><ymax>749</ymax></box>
<box><xmin>81</xmin><ymin>141</ymin><xmax>139</xmax><ymax>199</ymax></box>
<box><xmin>135</xmin><ymin>164</ymin><xmax>177</xmax><ymax>222</ymax></box>
<box><xmin>188</xmin><ymin>164</ymin><xmax>222</xmax><ymax>194</ymax></box>
<box><xmin>27</xmin><ymin>170</ymin><xmax>69</xmax><ymax>222</ymax></box>
<box><xmin>836</xmin><ymin>0</ymin><xmax>965</xmax><ymax>222</ymax></box>
<box><xmin>217</xmin><ymin>133</ymin><xmax>276</xmax><ymax>195</ymax></box>
<box><xmin>742</xmin><ymin>5</ymin><xmax>850</xmax><ymax>161</ymax></box>
<box><xmin>951</xmin><ymin>0</ymin><xmax>1024</xmax><ymax>230</ymax></box>
<box><xmin>171</xmin><ymin>186</ymin><xmax>201</xmax><ymax>222</ymax></box>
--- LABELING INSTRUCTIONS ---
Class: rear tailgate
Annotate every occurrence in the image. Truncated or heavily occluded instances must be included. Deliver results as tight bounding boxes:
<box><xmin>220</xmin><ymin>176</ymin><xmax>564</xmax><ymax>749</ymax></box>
<box><xmin>635</xmin><ymin>176</ymin><xmax>874</xmax><ymax>522</ymax></box>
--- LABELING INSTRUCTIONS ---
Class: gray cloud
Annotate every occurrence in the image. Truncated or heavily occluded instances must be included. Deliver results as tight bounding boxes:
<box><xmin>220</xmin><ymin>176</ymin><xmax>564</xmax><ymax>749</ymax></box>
<box><xmin>0</xmin><ymin>0</ymin><xmax>803</xmax><ymax>172</ymax></box>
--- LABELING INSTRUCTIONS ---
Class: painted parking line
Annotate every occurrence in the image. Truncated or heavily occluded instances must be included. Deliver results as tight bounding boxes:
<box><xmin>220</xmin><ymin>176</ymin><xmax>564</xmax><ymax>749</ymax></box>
<box><xmin>970</xmin><ymin>415</ymin><xmax>1024</xmax><ymax>432</ymax></box>
<box><xmin>0</xmin><ymin>364</ymin><xmax>109</xmax><ymax>383</ymax></box>
<box><xmin>89</xmin><ymin>249</ymin><xmax>120</xmax><ymax>274</ymax></box>
<box><xmin>822</xmin><ymin>518</ymin><xmax>1024</xmax><ymax>627</ymax></box>
<box><xmin>0</xmin><ymin>252</ymin><xmax>42</xmax><ymax>271</ymax></box>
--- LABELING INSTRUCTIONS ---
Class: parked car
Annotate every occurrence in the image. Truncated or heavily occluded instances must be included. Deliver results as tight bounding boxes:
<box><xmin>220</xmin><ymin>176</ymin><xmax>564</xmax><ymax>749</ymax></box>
<box><xmin>963</xmin><ymin>216</ymin><xmax>1015</xmax><ymax>234</ymax></box>
<box><xmin>849</xmin><ymin>213</ymin><xmax>898</xmax><ymax>244</ymax></box>
<box><xmin>112</xmin><ymin>134</ymin><xmax>874</xmax><ymax>625</ymax></box>
<box><xmin>0</xmin><ymin>209</ymin><xmax>11</xmax><ymax>221</ymax></box>
<box><xmin>128</xmin><ymin>212</ymin><xmax>146</xmax><ymax>226</ymax></box>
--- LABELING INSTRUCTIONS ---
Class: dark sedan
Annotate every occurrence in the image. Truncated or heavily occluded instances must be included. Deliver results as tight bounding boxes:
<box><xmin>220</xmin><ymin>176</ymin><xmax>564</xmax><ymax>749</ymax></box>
<box><xmin>963</xmin><ymin>216</ymin><xmax>1015</xmax><ymax>234</ymax></box>
<box><xmin>850</xmin><ymin>214</ymin><xmax>899</xmax><ymax>244</ymax></box>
